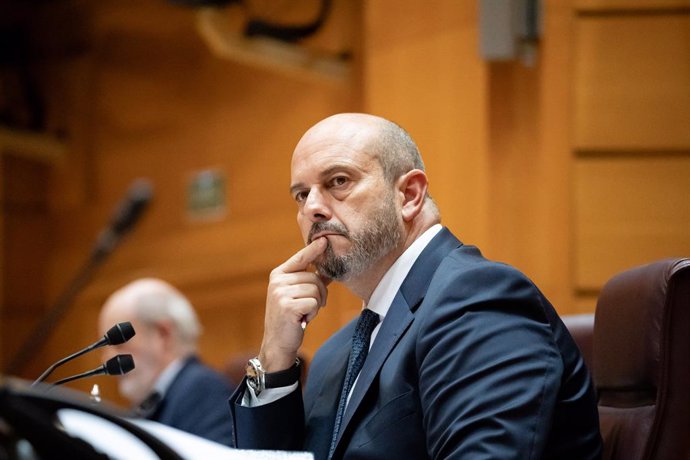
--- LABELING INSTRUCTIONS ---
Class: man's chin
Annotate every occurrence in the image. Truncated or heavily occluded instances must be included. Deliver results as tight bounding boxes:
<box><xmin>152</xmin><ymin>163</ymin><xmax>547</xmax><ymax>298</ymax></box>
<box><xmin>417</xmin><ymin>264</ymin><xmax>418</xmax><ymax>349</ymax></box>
<box><xmin>120</xmin><ymin>380</ymin><xmax>148</xmax><ymax>405</ymax></box>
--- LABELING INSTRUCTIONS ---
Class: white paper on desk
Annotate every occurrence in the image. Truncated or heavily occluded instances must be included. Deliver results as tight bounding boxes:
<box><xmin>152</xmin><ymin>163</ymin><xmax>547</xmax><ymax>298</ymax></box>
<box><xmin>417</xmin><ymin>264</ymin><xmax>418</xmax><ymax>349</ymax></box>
<box><xmin>57</xmin><ymin>409</ymin><xmax>313</xmax><ymax>460</ymax></box>
<box><xmin>57</xmin><ymin>409</ymin><xmax>159</xmax><ymax>460</ymax></box>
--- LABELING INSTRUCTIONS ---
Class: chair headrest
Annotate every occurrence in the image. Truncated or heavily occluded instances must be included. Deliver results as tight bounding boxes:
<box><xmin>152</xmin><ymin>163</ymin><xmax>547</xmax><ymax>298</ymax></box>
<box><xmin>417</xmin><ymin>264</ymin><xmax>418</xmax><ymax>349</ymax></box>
<box><xmin>594</xmin><ymin>258</ymin><xmax>690</xmax><ymax>406</ymax></box>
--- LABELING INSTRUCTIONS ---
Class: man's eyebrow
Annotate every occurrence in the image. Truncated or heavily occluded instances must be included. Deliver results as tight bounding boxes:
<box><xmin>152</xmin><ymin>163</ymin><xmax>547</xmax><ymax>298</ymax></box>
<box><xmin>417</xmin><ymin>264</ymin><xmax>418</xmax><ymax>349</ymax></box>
<box><xmin>289</xmin><ymin>164</ymin><xmax>358</xmax><ymax>195</ymax></box>
<box><xmin>319</xmin><ymin>164</ymin><xmax>354</xmax><ymax>179</ymax></box>
<box><xmin>289</xmin><ymin>182</ymin><xmax>305</xmax><ymax>195</ymax></box>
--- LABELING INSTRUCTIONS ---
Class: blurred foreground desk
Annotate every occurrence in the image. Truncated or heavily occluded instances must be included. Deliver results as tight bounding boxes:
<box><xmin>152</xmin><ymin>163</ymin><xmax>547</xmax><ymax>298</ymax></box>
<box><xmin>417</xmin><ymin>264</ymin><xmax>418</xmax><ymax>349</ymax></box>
<box><xmin>0</xmin><ymin>377</ymin><xmax>312</xmax><ymax>460</ymax></box>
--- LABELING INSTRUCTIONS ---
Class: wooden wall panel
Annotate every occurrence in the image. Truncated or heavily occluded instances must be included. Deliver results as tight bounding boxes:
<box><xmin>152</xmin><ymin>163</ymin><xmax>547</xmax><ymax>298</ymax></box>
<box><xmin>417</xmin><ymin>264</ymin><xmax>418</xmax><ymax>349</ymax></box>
<box><xmin>576</xmin><ymin>0</ymin><xmax>690</xmax><ymax>9</ymax></box>
<box><xmin>574</xmin><ymin>154</ymin><xmax>690</xmax><ymax>290</ymax></box>
<box><xmin>574</xmin><ymin>14</ymin><xmax>690</xmax><ymax>150</ymax></box>
<box><xmin>1</xmin><ymin>156</ymin><xmax>52</xmax><ymax>376</ymax></box>
<box><xmin>572</xmin><ymin>5</ymin><xmax>690</xmax><ymax>307</ymax></box>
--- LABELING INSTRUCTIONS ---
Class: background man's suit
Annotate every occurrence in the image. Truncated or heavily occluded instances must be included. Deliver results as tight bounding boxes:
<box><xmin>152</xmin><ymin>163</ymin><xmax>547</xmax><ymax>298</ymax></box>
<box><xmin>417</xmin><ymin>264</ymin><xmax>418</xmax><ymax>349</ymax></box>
<box><xmin>230</xmin><ymin>228</ymin><xmax>602</xmax><ymax>459</ymax></box>
<box><xmin>147</xmin><ymin>356</ymin><xmax>234</xmax><ymax>446</ymax></box>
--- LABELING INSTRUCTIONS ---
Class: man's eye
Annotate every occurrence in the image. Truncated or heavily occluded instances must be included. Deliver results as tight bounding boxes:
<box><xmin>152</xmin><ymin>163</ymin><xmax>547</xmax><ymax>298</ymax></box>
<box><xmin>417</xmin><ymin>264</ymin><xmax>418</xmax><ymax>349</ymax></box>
<box><xmin>330</xmin><ymin>176</ymin><xmax>348</xmax><ymax>187</ymax></box>
<box><xmin>294</xmin><ymin>191</ymin><xmax>308</xmax><ymax>202</ymax></box>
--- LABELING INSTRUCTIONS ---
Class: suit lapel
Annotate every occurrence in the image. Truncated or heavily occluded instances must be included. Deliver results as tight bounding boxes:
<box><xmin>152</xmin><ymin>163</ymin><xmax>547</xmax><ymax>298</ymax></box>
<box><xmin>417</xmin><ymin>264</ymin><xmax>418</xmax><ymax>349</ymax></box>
<box><xmin>333</xmin><ymin>228</ymin><xmax>463</xmax><ymax>450</ymax></box>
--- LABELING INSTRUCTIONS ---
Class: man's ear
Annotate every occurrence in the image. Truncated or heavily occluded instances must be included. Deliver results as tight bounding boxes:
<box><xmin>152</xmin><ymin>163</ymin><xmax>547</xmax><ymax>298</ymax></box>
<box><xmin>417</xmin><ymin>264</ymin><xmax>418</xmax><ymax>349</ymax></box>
<box><xmin>397</xmin><ymin>169</ymin><xmax>428</xmax><ymax>222</ymax></box>
<box><xmin>153</xmin><ymin>320</ymin><xmax>175</xmax><ymax>347</ymax></box>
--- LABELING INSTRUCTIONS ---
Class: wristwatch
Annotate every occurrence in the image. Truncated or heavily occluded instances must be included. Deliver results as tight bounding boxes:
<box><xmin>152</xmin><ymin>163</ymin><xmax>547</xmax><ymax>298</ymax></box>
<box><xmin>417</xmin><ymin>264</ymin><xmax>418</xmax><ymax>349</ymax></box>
<box><xmin>246</xmin><ymin>357</ymin><xmax>301</xmax><ymax>396</ymax></box>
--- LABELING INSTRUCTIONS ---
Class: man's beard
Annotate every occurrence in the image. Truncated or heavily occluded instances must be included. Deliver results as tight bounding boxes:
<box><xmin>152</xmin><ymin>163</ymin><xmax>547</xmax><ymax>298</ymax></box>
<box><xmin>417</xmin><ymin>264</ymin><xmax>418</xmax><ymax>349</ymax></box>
<box><xmin>118</xmin><ymin>352</ymin><xmax>159</xmax><ymax>406</ymax></box>
<box><xmin>307</xmin><ymin>194</ymin><xmax>402</xmax><ymax>281</ymax></box>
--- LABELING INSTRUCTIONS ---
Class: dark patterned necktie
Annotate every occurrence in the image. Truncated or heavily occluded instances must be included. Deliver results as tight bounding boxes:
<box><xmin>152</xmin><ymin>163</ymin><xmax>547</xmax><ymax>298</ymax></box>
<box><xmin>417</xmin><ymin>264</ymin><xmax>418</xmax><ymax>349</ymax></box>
<box><xmin>328</xmin><ymin>308</ymin><xmax>380</xmax><ymax>459</ymax></box>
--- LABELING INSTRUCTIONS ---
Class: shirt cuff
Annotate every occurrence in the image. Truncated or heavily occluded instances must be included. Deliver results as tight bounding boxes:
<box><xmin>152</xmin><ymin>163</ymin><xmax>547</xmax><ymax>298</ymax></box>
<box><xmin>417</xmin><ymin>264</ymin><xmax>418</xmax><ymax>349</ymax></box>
<box><xmin>241</xmin><ymin>382</ymin><xmax>299</xmax><ymax>407</ymax></box>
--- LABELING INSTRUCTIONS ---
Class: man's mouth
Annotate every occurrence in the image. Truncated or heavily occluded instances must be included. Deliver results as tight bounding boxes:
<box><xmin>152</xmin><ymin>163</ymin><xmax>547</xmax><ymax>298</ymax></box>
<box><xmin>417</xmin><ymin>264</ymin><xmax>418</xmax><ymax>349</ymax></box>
<box><xmin>310</xmin><ymin>231</ymin><xmax>344</xmax><ymax>243</ymax></box>
<box><xmin>308</xmin><ymin>221</ymin><xmax>349</xmax><ymax>244</ymax></box>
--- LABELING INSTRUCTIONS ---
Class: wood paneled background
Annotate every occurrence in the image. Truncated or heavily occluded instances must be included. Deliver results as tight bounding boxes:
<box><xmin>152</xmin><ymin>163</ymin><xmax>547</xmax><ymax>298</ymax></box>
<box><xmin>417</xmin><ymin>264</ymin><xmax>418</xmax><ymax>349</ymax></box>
<box><xmin>1</xmin><ymin>0</ymin><xmax>688</xmax><ymax>406</ymax></box>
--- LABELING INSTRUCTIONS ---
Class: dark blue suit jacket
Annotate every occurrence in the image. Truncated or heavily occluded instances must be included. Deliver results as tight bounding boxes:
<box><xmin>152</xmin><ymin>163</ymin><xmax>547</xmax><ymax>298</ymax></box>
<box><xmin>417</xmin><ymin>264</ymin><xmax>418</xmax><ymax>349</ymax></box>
<box><xmin>149</xmin><ymin>356</ymin><xmax>234</xmax><ymax>446</ymax></box>
<box><xmin>230</xmin><ymin>228</ymin><xmax>602</xmax><ymax>459</ymax></box>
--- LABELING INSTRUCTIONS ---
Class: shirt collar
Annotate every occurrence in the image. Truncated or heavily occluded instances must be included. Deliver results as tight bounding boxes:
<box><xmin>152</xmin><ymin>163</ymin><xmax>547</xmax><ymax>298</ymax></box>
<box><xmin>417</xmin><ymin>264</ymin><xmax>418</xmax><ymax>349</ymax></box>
<box><xmin>152</xmin><ymin>357</ymin><xmax>186</xmax><ymax>398</ymax></box>
<box><xmin>366</xmin><ymin>224</ymin><xmax>442</xmax><ymax>320</ymax></box>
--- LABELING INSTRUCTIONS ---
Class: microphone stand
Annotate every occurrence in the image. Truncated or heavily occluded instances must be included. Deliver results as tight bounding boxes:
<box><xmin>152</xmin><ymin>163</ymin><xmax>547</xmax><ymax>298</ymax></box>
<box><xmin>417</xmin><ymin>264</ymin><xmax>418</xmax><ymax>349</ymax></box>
<box><xmin>48</xmin><ymin>354</ymin><xmax>135</xmax><ymax>388</ymax></box>
<box><xmin>31</xmin><ymin>325</ymin><xmax>107</xmax><ymax>387</ymax></box>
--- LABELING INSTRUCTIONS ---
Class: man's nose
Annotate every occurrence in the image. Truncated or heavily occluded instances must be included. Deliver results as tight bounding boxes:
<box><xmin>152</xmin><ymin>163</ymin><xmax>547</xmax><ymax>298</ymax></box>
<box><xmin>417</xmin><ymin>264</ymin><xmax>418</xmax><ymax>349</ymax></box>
<box><xmin>303</xmin><ymin>188</ymin><xmax>331</xmax><ymax>221</ymax></box>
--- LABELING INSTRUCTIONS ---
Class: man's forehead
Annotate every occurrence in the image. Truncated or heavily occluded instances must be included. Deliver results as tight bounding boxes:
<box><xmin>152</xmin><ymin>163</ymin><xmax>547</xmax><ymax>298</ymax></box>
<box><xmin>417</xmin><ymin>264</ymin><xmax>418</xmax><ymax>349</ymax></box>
<box><xmin>311</xmin><ymin>112</ymin><xmax>388</xmax><ymax>133</ymax></box>
<box><xmin>101</xmin><ymin>298</ymin><xmax>134</xmax><ymax>323</ymax></box>
<box><xmin>289</xmin><ymin>116</ymin><xmax>382</xmax><ymax>183</ymax></box>
<box><xmin>295</xmin><ymin>114</ymin><xmax>380</xmax><ymax>153</ymax></box>
<box><xmin>291</xmin><ymin>127</ymin><xmax>377</xmax><ymax>165</ymax></box>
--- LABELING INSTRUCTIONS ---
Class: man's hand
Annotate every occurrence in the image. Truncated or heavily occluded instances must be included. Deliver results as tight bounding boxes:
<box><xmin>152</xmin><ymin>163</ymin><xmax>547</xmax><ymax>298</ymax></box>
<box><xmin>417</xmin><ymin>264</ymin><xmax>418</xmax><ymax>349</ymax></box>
<box><xmin>259</xmin><ymin>237</ymin><xmax>330</xmax><ymax>372</ymax></box>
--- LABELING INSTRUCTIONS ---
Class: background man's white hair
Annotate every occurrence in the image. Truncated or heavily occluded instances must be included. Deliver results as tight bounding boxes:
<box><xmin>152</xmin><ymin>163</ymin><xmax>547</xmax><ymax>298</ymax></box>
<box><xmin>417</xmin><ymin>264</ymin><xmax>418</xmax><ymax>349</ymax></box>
<box><xmin>127</xmin><ymin>278</ymin><xmax>201</xmax><ymax>355</ymax></box>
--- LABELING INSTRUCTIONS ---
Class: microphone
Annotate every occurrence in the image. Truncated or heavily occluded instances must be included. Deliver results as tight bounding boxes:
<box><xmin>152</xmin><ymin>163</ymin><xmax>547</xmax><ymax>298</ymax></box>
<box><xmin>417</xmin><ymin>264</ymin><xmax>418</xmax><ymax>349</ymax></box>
<box><xmin>52</xmin><ymin>354</ymin><xmax>135</xmax><ymax>387</ymax></box>
<box><xmin>32</xmin><ymin>322</ymin><xmax>136</xmax><ymax>386</ymax></box>
<box><xmin>91</xmin><ymin>178</ymin><xmax>153</xmax><ymax>262</ymax></box>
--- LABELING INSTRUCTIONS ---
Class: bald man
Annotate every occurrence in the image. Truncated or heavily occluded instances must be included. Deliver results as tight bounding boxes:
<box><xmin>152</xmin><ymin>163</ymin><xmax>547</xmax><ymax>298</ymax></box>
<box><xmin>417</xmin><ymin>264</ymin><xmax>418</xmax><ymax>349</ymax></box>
<box><xmin>99</xmin><ymin>278</ymin><xmax>234</xmax><ymax>446</ymax></box>
<box><xmin>229</xmin><ymin>114</ymin><xmax>602</xmax><ymax>459</ymax></box>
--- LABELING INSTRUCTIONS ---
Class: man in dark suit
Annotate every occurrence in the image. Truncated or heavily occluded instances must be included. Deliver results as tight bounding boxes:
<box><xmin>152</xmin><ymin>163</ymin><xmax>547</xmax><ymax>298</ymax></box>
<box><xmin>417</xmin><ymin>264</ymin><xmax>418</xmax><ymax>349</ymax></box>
<box><xmin>230</xmin><ymin>113</ymin><xmax>602</xmax><ymax>459</ymax></box>
<box><xmin>99</xmin><ymin>278</ymin><xmax>234</xmax><ymax>446</ymax></box>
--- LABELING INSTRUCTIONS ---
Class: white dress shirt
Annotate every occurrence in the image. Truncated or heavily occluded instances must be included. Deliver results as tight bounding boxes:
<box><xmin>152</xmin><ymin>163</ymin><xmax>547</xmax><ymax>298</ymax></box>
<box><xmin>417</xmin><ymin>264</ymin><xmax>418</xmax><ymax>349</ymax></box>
<box><xmin>152</xmin><ymin>357</ymin><xmax>185</xmax><ymax>399</ymax></box>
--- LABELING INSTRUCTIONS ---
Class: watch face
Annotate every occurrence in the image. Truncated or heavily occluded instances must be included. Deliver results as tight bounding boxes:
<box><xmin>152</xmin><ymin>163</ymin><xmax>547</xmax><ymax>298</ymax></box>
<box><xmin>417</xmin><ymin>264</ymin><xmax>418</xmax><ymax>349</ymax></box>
<box><xmin>246</xmin><ymin>359</ymin><xmax>262</xmax><ymax>392</ymax></box>
<box><xmin>246</xmin><ymin>362</ymin><xmax>258</xmax><ymax>380</ymax></box>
